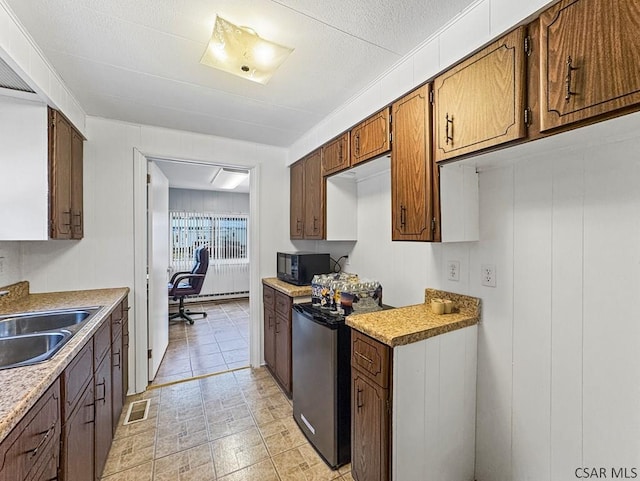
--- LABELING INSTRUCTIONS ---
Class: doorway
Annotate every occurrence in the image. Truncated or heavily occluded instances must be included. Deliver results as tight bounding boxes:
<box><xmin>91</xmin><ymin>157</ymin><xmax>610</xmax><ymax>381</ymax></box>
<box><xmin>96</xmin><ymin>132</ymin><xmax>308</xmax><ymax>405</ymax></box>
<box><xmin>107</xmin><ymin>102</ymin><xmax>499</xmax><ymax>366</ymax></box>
<box><xmin>154</xmin><ymin>176</ymin><xmax>252</xmax><ymax>384</ymax></box>
<box><xmin>133</xmin><ymin>150</ymin><xmax>261</xmax><ymax>393</ymax></box>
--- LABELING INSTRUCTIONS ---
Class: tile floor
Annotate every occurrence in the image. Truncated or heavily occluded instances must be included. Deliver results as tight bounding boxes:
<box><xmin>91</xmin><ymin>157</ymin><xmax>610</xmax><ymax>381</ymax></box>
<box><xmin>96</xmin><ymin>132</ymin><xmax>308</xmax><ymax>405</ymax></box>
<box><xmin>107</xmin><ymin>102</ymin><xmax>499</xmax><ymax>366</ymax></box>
<box><xmin>101</xmin><ymin>367</ymin><xmax>354</xmax><ymax>481</ymax></box>
<box><xmin>154</xmin><ymin>299</ymin><xmax>251</xmax><ymax>385</ymax></box>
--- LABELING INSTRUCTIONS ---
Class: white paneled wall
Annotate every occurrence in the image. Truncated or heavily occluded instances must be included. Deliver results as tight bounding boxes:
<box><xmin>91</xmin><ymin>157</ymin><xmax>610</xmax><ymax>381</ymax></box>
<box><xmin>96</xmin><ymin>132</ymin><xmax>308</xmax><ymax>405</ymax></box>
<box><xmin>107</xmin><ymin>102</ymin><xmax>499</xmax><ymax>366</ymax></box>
<box><xmin>346</xmin><ymin>116</ymin><xmax>640</xmax><ymax>480</ymax></box>
<box><xmin>19</xmin><ymin>117</ymin><xmax>288</xmax><ymax>293</ymax></box>
<box><xmin>0</xmin><ymin>241</ymin><xmax>21</xmax><ymax>286</ymax></box>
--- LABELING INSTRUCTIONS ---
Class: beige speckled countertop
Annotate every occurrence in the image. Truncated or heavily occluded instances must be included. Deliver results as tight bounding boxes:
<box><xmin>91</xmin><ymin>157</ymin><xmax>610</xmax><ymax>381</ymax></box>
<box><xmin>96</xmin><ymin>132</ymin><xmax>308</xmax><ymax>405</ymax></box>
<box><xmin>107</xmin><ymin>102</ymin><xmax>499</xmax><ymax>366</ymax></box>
<box><xmin>346</xmin><ymin>288</ymin><xmax>480</xmax><ymax>347</ymax></box>
<box><xmin>262</xmin><ymin>277</ymin><xmax>312</xmax><ymax>297</ymax></box>
<box><xmin>0</xmin><ymin>281</ymin><xmax>129</xmax><ymax>443</ymax></box>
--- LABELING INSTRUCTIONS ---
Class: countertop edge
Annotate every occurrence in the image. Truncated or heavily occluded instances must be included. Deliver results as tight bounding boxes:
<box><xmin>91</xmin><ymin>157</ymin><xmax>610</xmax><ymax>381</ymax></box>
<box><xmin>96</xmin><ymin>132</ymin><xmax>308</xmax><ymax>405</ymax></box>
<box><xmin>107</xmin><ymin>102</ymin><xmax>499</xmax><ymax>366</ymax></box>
<box><xmin>262</xmin><ymin>277</ymin><xmax>312</xmax><ymax>298</ymax></box>
<box><xmin>348</xmin><ymin>315</ymin><xmax>479</xmax><ymax>347</ymax></box>
<box><xmin>0</xmin><ymin>287</ymin><xmax>129</xmax><ymax>443</ymax></box>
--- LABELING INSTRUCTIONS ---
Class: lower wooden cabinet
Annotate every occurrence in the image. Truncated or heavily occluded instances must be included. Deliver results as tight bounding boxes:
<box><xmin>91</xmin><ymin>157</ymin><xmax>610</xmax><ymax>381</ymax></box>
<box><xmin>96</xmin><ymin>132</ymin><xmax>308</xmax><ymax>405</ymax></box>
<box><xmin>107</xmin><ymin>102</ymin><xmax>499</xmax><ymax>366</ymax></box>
<box><xmin>350</xmin><ymin>326</ymin><xmax>478</xmax><ymax>481</ymax></box>
<box><xmin>62</xmin><ymin>381</ymin><xmax>95</xmax><ymax>481</ymax></box>
<box><xmin>94</xmin><ymin>351</ymin><xmax>113</xmax><ymax>481</ymax></box>
<box><xmin>351</xmin><ymin>370</ymin><xmax>390</xmax><ymax>481</ymax></box>
<box><xmin>263</xmin><ymin>305</ymin><xmax>276</xmax><ymax>369</ymax></box>
<box><xmin>111</xmin><ymin>331</ymin><xmax>124</xmax><ymax>436</ymax></box>
<box><xmin>0</xmin><ymin>297</ymin><xmax>129</xmax><ymax>481</ymax></box>
<box><xmin>262</xmin><ymin>283</ymin><xmax>294</xmax><ymax>397</ymax></box>
<box><xmin>0</xmin><ymin>379</ymin><xmax>60</xmax><ymax>481</ymax></box>
<box><xmin>274</xmin><ymin>312</ymin><xmax>292</xmax><ymax>394</ymax></box>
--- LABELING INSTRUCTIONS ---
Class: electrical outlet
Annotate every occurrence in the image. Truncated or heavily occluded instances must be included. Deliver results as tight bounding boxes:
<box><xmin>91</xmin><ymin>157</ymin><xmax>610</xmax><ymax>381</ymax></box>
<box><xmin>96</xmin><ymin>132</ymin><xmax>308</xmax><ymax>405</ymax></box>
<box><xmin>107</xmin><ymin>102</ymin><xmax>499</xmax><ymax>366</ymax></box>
<box><xmin>481</xmin><ymin>264</ymin><xmax>496</xmax><ymax>287</ymax></box>
<box><xmin>447</xmin><ymin>260</ymin><xmax>460</xmax><ymax>281</ymax></box>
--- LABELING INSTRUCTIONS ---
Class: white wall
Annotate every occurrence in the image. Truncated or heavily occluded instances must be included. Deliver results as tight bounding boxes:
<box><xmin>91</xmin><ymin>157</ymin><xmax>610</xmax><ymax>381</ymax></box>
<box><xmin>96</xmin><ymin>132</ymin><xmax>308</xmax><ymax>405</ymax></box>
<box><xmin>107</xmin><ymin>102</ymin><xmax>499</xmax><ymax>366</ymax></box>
<box><xmin>18</xmin><ymin>117</ymin><xmax>289</xmax><ymax>291</ymax></box>
<box><xmin>0</xmin><ymin>242</ymin><xmax>21</xmax><ymax>287</ymax></box>
<box><xmin>345</xmin><ymin>113</ymin><xmax>640</xmax><ymax>480</ymax></box>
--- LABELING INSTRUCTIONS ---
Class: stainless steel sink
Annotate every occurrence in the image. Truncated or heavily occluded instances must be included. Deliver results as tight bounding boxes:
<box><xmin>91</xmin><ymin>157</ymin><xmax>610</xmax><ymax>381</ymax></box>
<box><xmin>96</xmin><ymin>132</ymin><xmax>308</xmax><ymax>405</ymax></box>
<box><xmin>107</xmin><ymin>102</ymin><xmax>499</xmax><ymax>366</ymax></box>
<box><xmin>0</xmin><ymin>306</ymin><xmax>103</xmax><ymax>370</ymax></box>
<box><xmin>0</xmin><ymin>307</ymin><xmax>101</xmax><ymax>337</ymax></box>
<box><xmin>0</xmin><ymin>331</ymin><xmax>72</xmax><ymax>370</ymax></box>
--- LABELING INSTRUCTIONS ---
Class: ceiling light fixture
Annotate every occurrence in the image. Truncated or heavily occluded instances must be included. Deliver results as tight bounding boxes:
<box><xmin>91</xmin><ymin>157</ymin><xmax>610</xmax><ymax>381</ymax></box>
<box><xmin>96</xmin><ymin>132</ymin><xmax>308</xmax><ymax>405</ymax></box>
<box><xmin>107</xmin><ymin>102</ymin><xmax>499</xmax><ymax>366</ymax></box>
<box><xmin>200</xmin><ymin>16</ymin><xmax>293</xmax><ymax>84</ymax></box>
<box><xmin>210</xmin><ymin>168</ymin><xmax>249</xmax><ymax>190</ymax></box>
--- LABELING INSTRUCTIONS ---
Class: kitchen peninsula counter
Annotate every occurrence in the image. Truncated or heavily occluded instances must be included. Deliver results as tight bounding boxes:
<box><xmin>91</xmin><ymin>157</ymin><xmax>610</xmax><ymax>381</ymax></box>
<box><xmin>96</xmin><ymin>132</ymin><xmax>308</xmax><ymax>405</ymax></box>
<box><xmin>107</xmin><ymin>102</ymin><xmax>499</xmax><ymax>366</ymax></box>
<box><xmin>0</xmin><ymin>281</ymin><xmax>129</xmax><ymax>443</ymax></box>
<box><xmin>346</xmin><ymin>288</ymin><xmax>480</xmax><ymax>347</ymax></box>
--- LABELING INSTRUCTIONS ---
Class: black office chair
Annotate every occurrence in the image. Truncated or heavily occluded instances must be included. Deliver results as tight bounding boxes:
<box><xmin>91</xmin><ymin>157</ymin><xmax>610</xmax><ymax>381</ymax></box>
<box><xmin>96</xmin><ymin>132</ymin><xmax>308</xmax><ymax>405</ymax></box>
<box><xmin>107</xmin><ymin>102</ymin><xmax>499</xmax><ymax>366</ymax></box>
<box><xmin>168</xmin><ymin>246</ymin><xmax>209</xmax><ymax>324</ymax></box>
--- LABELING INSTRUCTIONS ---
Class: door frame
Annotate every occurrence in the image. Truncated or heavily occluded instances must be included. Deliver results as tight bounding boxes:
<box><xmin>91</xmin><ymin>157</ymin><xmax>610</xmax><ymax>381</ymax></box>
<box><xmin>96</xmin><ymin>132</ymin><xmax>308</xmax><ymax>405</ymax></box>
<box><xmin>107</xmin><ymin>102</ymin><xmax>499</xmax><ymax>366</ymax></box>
<box><xmin>132</xmin><ymin>148</ymin><xmax>261</xmax><ymax>393</ymax></box>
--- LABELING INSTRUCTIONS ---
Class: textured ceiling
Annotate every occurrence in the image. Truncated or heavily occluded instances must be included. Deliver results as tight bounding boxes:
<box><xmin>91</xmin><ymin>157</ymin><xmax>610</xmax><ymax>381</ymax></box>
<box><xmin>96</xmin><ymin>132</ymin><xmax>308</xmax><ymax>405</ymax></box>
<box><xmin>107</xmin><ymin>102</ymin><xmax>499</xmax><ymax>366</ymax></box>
<box><xmin>6</xmin><ymin>0</ymin><xmax>476</xmax><ymax>147</ymax></box>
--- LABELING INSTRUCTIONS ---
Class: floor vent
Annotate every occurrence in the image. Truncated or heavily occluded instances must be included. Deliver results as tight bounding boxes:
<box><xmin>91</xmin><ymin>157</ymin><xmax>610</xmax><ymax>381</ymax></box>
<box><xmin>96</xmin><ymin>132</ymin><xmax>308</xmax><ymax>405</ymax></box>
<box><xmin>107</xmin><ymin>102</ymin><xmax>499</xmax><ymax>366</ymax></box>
<box><xmin>123</xmin><ymin>399</ymin><xmax>150</xmax><ymax>425</ymax></box>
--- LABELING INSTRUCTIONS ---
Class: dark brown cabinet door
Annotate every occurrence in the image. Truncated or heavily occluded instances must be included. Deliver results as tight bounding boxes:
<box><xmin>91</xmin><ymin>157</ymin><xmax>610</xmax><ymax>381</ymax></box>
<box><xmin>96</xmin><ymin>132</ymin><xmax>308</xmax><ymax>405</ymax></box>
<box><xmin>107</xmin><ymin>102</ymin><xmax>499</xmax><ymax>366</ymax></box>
<box><xmin>71</xmin><ymin>129</ymin><xmax>84</xmax><ymax>239</ymax></box>
<box><xmin>351</xmin><ymin>107</ymin><xmax>391</xmax><ymax>166</ymax></box>
<box><xmin>263</xmin><ymin>307</ymin><xmax>276</xmax><ymax>369</ymax></box>
<box><xmin>303</xmin><ymin>150</ymin><xmax>324</xmax><ymax>239</ymax></box>
<box><xmin>274</xmin><ymin>313</ymin><xmax>291</xmax><ymax>394</ymax></box>
<box><xmin>391</xmin><ymin>84</ymin><xmax>437</xmax><ymax>241</ymax></box>
<box><xmin>62</xmin><ymin>383</ymin><xmax>95</xmax><ymax>481</ymax></box>
<box><xmin>49</xmin><ymin>108</ymin><xmax>84</xmax><ymax>240</ymax></box>
<box><xmin>94</xmin><ymin>354</ymin><xmax>113</xmax><ymax>481</ymax></box>
<box><xmin>122</xmin><ymin>318</ymin><xmax>129</xmax><ymax>409</ymax></box>
<box><xmin>0</xmin><ymin>380</ymin><xmax>60</xmax><ymax>481</ymax></box>
<box><xmin>322</xmin><ymin>132</ymin><xmax>350</xmax><ymax>176</ymax></box>
<box><xmin>111</xmin><ymin>332</ymin><xmax>124</xmax><ymax>435</ymax></box>
<box><xmin>434</xmin><ymin>27</ymin><xmax>527</xmax><ymax>161</ymax></box>
<box><xmin>49</xmin><ymin>109</ymin><xmax>73</xmax><ymax>239</ymax></box>
<box><xmin>351</xmin><ymin>370</ymin><xmax>390</xmax><ymax>481</ymax></box>
<box><xmin>290</xmin><ymin>160</ymin><xmax>305</xmax><ymax>239</ymax></box>
<box><xmin>540</xmin><ymin>0</ymin><xmax>640</xmax><ymax>131</ymax></box>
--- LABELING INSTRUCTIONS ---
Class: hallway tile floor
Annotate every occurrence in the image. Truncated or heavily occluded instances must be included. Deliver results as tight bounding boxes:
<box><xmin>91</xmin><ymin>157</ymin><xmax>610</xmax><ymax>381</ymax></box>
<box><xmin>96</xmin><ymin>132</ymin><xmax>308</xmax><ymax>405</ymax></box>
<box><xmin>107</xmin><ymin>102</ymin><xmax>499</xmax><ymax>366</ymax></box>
<box><xmin>154</xmin><ymin>299</ymin><xmax>250</xmax><ymax>385</ymax></box>
<box><xmin>101</xmin><ymin>367</ymin><xmax>354</xmax><ymax>481</ymax></box>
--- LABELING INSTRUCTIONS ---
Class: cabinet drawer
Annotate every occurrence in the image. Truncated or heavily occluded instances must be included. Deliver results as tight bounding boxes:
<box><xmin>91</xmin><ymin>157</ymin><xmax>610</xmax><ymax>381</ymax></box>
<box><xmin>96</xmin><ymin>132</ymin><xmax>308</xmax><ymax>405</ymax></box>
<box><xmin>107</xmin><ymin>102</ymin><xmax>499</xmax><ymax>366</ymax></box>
<box><xmin>62</xmin><ymin>341</ymin><xmax>93</xmax><ymax>421</ymax></box>
<box><xmin>275</xmin><ymin>291</ymin><xmax>292</xmax><ymax>318</ymax></box>
<box><xmin>0</xmin><ymin>379</ymin><xmax>61</xmax><ymax>481</ymax></box>
<box><xmin>263</xmin><ymin>285</ymin><xmax>275</xmax><ymax>309</ymax></box>
<box><xmin>351</xmin><ymin>330</ymin><xmax>391</xmax><ymax>388</ymax></box>
<box><xmin>93</xmin><ymin>320</ymin><xmax>111</xmax><ymax>368</ymax></box>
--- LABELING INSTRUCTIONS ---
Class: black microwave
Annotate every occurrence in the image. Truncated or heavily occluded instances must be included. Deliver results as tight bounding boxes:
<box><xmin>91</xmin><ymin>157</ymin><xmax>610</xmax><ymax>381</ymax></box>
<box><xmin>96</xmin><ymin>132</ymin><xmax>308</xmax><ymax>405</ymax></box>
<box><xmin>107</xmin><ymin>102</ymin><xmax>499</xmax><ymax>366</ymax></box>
<box><xmin>277</xmin><ymin>252</ymin><xmax>330</xmax><ymax>286</ymax></box>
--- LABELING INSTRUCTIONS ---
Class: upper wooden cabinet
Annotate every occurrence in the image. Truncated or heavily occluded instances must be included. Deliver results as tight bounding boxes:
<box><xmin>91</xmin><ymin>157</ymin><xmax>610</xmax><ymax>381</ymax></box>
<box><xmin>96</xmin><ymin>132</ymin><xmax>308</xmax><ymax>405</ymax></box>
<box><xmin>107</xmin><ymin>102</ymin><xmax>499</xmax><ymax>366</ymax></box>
<box><xmin>49</xmin><ymin>108</ymin><xmax>84</xmax><ymax>239</ymax></box>
<box><xmin>540</xmin><ymin>0</ymin><xmax>640</xmax><ymax>131</ymax></box>
<box><xmin>289</xmin><ymin>160</ymin><xmax>305</xmax><ymax>239</ymax></box>
<box><xmin>391</xmin><ymin>84</ymin><xmax>439</xmax><ymax>241</ymax></box>
<box><xmin>303</xmin><ymin>150</ymin><xmax>324</xmax><ymax>239</ymax></box>
<box><xmin>351</xmin><ymin>107</ymin><xmax>391</xmax><ymax>167</ymax></box>
<box><xmin>433</xmin><ymin>27</ymin><xmax>528</xmax><ymax>162</ymax></box>
<box><xmin>322</xmin><ymin>132</ymin><xmax>350</xmax><ymax>176</ymax></box>
<box><xmin>289</xmin><ymin>149</ymin><xmax>325</xmax><ymax>239</ymax></box>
